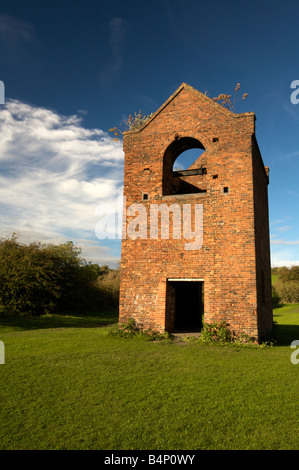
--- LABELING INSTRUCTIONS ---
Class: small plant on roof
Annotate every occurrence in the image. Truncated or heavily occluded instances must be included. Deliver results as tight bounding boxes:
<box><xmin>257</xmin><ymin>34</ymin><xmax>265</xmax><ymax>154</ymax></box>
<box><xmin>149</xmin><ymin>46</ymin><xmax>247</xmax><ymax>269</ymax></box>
<box><xmin>109</xmin><ymin>110</ymin><xmax>154</xmax><ymax>141</ymax></box>
<box><xmin>212</xmin><ymin>83</ymin><xmax>248</xmax><ymax>113</ymax></box>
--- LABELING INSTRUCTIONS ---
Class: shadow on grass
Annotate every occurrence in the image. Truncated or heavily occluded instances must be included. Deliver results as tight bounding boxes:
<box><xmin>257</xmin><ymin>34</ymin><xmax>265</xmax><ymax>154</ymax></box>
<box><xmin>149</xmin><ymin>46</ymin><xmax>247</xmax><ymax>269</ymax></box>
<box><xmin>272</xmin><ymin>300</ymin><xmax>299</xmax><ymax>346</ymax></box>
<box><xmin>273</xmin><ymin>324</ymin><xmax>299</xmax><ymax>346</ymax></box>
<box><xmin>272</xmin><ymin>299</ymin><xmax>285</xmax><ymax>310</ymax></box>
<box><xmin>0</xmin><ymin>309</ymin><xmax>119</xmax><ymax>332</ymax></box>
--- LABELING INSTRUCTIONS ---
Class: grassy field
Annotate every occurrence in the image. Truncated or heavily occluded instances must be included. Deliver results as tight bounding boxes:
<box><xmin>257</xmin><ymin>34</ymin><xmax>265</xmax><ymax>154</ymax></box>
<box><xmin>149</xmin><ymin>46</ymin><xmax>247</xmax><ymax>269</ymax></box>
<box><xmin>0</xmin><ymin>305</ymin><xmax>299</xmax><ymax>450</ymax></box>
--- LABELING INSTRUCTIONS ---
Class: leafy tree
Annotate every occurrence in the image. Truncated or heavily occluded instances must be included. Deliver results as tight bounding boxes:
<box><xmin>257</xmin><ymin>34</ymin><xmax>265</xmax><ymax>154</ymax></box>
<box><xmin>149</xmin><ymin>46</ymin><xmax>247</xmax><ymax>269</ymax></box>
<box><xmin>96</xmin><ymin>267</ymin><xmax>120</xmax><ymax>307</ymax></box>
<box><xmin>272</xmin><ymin>266</ymin><xmax>299</xmax><ymax>304</ymax></box>
<box><xmin>0</xmin><ymin>235</ymin><xmax>120</xmax><ymax>316</ymax></box>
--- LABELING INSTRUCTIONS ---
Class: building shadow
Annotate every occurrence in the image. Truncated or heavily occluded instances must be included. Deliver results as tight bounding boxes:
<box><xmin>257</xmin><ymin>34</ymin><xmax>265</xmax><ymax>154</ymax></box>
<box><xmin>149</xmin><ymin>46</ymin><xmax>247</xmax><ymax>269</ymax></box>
<box><xmin>0</xmin><ymin>309</ymin><xmax>118</xmax><ymax>332</ymax></box>
<box><xmin>272</xmin><ymin>323</ymin><xmax>299</xmax><ymax>346</ymax></box>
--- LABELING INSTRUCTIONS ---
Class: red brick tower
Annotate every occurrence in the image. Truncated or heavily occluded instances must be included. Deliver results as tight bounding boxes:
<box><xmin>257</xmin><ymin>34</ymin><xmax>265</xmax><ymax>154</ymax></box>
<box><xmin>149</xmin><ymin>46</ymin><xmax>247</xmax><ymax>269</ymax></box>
<box><xmin>119</xmin><ymin>83</ymin><xmax>273</xmax><ymax>341</ymax></box>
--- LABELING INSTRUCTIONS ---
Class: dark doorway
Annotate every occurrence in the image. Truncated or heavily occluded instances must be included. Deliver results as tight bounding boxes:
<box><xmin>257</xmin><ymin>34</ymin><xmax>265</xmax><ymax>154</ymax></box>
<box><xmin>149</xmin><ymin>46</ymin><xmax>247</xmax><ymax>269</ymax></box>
<box><xmin>172</xmin><ymin>281</ymin><xmax>204</xmax><ymax>331</ymax></box>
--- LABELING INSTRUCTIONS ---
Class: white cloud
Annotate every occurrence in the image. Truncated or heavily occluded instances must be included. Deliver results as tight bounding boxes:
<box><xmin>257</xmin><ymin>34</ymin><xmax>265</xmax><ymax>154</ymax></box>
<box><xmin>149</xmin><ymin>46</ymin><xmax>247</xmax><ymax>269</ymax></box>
<box><xmin>278</xmin><ymin>150</ymin><xmax>299</xmax><ymax>161</ymax></box>
<box><xmin>100</xmin><ymin>17</ymin><xmax>128</xmax><ymax>86</ymax></box>
<box><xmin>271</xmin><ymin>239</ymin><xmax>299</xmax><ymax>245</ymax></box>
<box><xmin>0</xmin><ymin>14</ymin><xmax>35</xmax><ymax>43</ymax></box>
<box><xmin>275</xmin><ymin>225</ymin><xmax>292</xmax><ymax>233</ymax></box>
<box><xmin>271</xmin><ymin>251</ymin><xmax>299</xmax><ymax>268</ymax></box>
<box><xmin>0</xmin><ymin>99</ymin><xmax>124</xmax><ymax>267</ymax></box>
<box><xmin>270</xmin><ymin>241</ymin><xmax>299</xmax><ymax>267</ymax></box>
<box><xmin>271</xmin><ymin>259</ymin><xmax>299</xmax><ymax>268</ymax></box>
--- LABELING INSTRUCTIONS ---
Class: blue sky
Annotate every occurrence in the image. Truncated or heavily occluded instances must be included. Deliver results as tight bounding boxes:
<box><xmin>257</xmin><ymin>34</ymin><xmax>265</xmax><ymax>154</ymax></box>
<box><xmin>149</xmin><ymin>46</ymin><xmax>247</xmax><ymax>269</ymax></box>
<box><xmin>0</xmin><ymin>0</ymin><xmax>299</xmax><ymax>267</ymax></box>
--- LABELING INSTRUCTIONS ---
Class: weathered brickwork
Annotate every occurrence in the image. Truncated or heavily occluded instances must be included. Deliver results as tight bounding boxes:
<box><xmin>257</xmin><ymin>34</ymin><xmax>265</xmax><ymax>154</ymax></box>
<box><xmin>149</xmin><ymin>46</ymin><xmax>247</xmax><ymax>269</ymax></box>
<box><xmin>119</xmin><ymin>83</ymin><xmax>273</xmax><ymax>341</ymax></box>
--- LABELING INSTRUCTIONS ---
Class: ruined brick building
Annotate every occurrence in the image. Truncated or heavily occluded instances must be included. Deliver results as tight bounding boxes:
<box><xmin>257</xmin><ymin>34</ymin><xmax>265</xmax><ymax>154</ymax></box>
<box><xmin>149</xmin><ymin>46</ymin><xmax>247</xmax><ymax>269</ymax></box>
<box><xmin>119</xmin><ymin>83</ymin><xmax>273</xmax><ymax>341</ymax></box>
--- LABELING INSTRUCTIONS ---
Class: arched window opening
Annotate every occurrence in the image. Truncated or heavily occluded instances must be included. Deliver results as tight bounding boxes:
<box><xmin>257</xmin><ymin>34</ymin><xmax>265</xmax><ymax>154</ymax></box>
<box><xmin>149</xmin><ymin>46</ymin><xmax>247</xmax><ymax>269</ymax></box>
<box><xmin>173</xmin><ymin>148</ymin><xmax>205</xmax><ymax>171</ymax></box>
<box><xmin>163</xmin><ymin>137</ymin><xmax>207</xmax><ymax>196</ymax></box>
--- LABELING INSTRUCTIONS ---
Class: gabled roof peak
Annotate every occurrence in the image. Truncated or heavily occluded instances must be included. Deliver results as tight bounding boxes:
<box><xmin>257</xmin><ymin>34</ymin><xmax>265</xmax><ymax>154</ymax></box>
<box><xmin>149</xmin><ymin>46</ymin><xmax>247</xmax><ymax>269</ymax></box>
<box><xmin>124</xmin><ymin>82</ymin><xmax>254</xmax><ymax>135</ymax></box>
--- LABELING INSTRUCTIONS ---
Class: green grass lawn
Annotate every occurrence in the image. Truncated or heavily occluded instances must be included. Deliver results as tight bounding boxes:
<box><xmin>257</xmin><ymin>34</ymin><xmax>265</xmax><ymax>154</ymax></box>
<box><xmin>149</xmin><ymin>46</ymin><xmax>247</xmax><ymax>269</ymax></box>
<box><xmin>1</xmin><ymin>305</ymin><xmax>299</xmax><ymax>450</ymax></box>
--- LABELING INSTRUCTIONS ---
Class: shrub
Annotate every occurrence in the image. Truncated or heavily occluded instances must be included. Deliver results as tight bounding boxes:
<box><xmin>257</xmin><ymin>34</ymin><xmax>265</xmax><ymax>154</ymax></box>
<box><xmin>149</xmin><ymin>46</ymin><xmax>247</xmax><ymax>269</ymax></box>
<box><xmin>200</xmin><ymin>321</ymin><xmax>236</xmax><ymax>343</ymax></box>
<box><xmin>0</xmin><ymin>235</ymin><xmax>67</xmax><ymax>316</ymax></box>
<box><xmin>272</xmin><ymin>266</ymin><xmax>299</xmax><ymax>304</ymax></box>
<box><xmin>272</xmin><ymin>285</ymin><xmax>282</xmax><ymax>308</ymax></box>
<box><xmin>200</xmin><ymin>321</ymin><xmax>254</xmax><ymax>344</ymax></box>
<box><xmin>274</xmin><ymin>280</ymin><xmax>299</xmax><ymax>303</ymax></box>
<box><xmin>96</xmin><ymin>268</ymin><xmax>120</xmax><ymax>308</ymax></box>
<box><xmin>109</xmin><ymin>111</ymin><xmax>154</xmax><ymax>141</ymax></box>
<box><xmin>109</xmin><ymin>319</ymin><xmax>172</xmax><ymax>341</ymax></box>
<box><xmin>0</xmin><ymin>234</ymin><xmax>119</xmax><ymax>316</ymax></box>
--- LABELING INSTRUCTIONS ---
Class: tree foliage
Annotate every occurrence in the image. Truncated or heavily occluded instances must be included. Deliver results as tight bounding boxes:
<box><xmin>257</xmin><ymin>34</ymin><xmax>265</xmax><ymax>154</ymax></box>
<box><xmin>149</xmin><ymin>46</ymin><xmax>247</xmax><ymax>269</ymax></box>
<box><xmin>272</xmin><ymin>266</ymin><xmax>299</xmax><ymax>304</ymax></box>
<box><xmin>0</xmin><ymin>235</ymin><xmax>120</xmax><ymax>316</ymax></box>
<box><xmin>96</xmin><ymin>268</ymin><xmax>120</xmax><ymax>308</ymax></box>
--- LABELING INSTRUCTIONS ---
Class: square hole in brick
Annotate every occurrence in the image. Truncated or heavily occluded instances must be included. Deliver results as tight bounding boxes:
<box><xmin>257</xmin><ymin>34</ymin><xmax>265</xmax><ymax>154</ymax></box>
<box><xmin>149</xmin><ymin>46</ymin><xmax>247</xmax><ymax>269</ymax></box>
<box><xmin>142</xmin><ymin>193</ymin><xmax>149</xmax><ymax>200</ymax></box>
<box><xmin>213</xmin><ymin>137</ymin><xmax>219</xmax><ymax>142</ymax></box>
<box><xmin>223</xmin><ymin>186</ymin><xmax>229</xmax><ymax>193</ymax></box>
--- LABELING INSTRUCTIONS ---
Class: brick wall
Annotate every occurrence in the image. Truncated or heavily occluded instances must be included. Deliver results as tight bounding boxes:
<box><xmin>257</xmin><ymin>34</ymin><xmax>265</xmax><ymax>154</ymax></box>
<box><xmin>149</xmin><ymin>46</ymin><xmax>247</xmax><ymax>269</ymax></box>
<box><xmin>119</xmin><ymin>83</ymin><xmax>273</xmax><ymax>341</ymax></box>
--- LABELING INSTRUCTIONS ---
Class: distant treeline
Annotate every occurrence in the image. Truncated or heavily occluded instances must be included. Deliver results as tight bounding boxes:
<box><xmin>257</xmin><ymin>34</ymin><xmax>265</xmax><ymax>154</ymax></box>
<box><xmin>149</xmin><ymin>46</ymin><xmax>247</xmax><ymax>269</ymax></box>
<box><xmin>271</xmin><ymin>266</ymin><xmax>299</xmax><ymax>305</ymax></box>
<box><xmin>0</xmin><ymin>235</ymin><xmax>120</xmax><ymax>317</ymax></box>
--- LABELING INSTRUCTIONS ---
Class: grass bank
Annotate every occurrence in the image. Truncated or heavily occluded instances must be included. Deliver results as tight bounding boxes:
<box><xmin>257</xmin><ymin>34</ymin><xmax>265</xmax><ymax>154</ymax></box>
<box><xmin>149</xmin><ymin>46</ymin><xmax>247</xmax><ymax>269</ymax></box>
<box><xmin>0</xmin><ymin>305</ymin><xmax>298</xmax><ymax>450</ymax></box>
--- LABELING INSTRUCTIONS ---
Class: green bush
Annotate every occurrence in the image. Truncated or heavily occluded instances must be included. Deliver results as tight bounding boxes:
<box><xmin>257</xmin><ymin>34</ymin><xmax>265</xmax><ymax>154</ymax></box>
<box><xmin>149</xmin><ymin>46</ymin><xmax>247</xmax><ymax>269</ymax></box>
<box><xmin>274</xmin><ymin>280</ymin><xmax>299</xmax><ymax>303</ymax></box>
<box><xmin>272</xmin><ymin>266</ymin><xmax>299</xmax><ymax>304</ymax></box>
<box><xmin>109</xmin><ymin>319</ymin><xmax>173</xmax><ymax>341</ymax></box>
<box><xmin>200</xmin><ymin>321</ymin><xmax>254</xmax><ymax>344</ymax></box>
<box><xmin>200</xmin><ymin>321</ymin><xmax>235</xmax><ymax>343</ymax></box>
<box><xmin>96</xmin><ymin>268</ymin><xmax>120</xmax><ymax>308</ymax></box>
<box><xmin>0</xmin><ymin>235</ymin><xmax>120</xmax><ymax>316</ymax></box>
